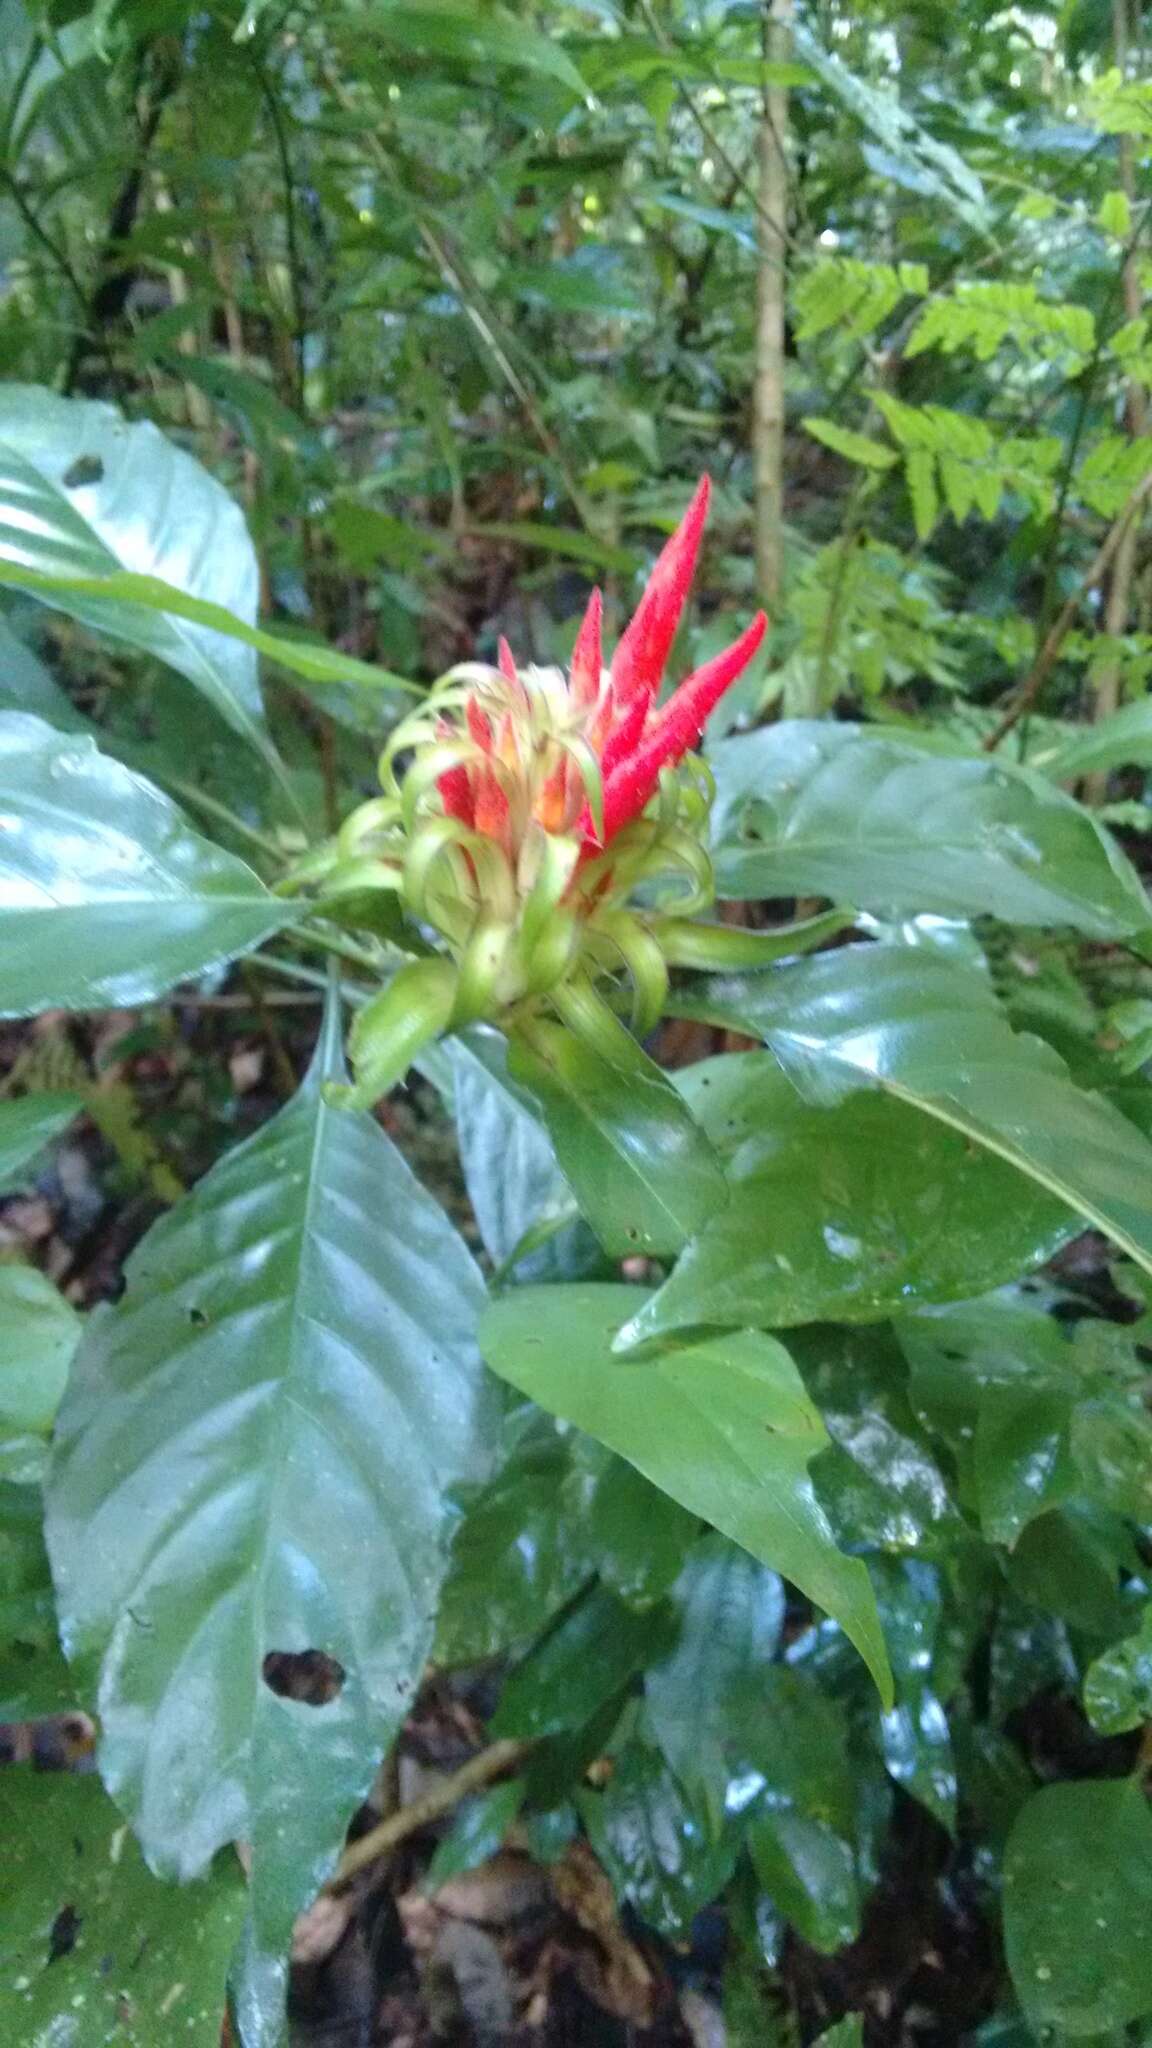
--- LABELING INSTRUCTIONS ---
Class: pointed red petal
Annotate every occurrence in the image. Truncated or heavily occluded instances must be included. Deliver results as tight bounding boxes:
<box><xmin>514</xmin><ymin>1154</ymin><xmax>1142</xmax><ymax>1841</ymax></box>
<box><xmin>438</xmin><ymin>764</ymin><xmax>474</xmax><ymax>825</ymax></box>
<box><xmin>610</xmin><ymin>475</ymin><xmax>711</xmax><ymax>704</ymax></box>
<box><xmin>600</xmin><ymin>610</ymin><xmax>768</xmax><ymax>842</ymax></box>
<box><xmin>570</xmin><ymin>588</ymin><xmax>603</xmax><ymax>706</ymax></box>
<box><xmin>648</xmin><ymin>610</ymin><xmax>768</xmax><ymax>757</ymax></box>
<box><xmin>466</xmin><ymin>697</ymin><xmax>493</xmax><ymax>750</ymax></box>
<box><xmin>600</xmin><ymin>684</ymin><xmax>653</xmax><ymax>781</ymax></box>
<box><xmin>497</xmin><ymin>637</ymin><xmax>519</xmax><ymax>684</ymax></box>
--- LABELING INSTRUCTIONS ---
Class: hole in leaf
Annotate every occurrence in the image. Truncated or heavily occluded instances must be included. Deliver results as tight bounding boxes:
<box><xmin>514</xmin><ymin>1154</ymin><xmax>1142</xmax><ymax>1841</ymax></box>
<box><xmin>188</xmin><ymin>1306</ymin><xmax>207</xmax><ymax>1327</ymax></box>
<box><xmin>62</xmin><ymin>455</ymin><xmax>104</xmax><ymax>489</ymax></box>
<box><xmin>262</xmin><ymin>1649</ymin><xmax>345</xmax><ymax>1706</ymax></box>
<box><xmin>47</xmin><ymin>1905</ymin><xmax>80</xmax><ymax>1964</ymax></box>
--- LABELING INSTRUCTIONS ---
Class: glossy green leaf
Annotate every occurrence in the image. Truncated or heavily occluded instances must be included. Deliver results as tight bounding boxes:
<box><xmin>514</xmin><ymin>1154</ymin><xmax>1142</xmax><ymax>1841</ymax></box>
<box><xmin>509</xmin><ymin>1016</ymin><xmax>727</xmax><ymax>1259</ymax></box>
<box><xmin>426</xmin><ymin>1778</ymin><xmax>526</xmax><ymax>1889</ymax></box>
<box><xmin>1034</xmin><ymin>697</ymin><xmax>1152</xmax><ymax>781</ymax></box>
<box><xmin>975</xmin><ymin>1383</ymin><xmax>1078</xmax><ymax>1546</ymax></box>
<box><xmin>0</xmin><ymin>612</ymin><xmax>85</xmax><ymax>728</ymax></box>
<box><xmin>579</xmin><ymin>1735</ymin><xmax>739</xmax><ymax>1941</ymax></box>
<box><xmin>0</xmin><ymin>1479</ymin><xmax>75</xmax><ymax>1720</ymax></box>
<box><xmin>625</xmin><ymin>1053</ymin><xmax>1071</xmax><ymax>1342</ymax></box>
<box><xmin>709</xmin><ymin>722</ymin><xmax>1150</xmax><ymax>935</ymax></box>
<box><xmin>0</xmin><ymin>713</ymin><xmax>291</xmax><ymax>1015</ymax></box>
<box><xmin>0</xmin><ymin>1764</ymin><xmax>245</xmax><ymax>2047</ymax></box>
<box><xmin>492</xmin><ymin>1581</ymin><xmax>674</xmax><ymax>1740</ymax></box>
<box><xmin>791</xmin><ymin>1326</ymin><xmax>963</xmax><ymax>1561</ymax></box>
<box><xmin>1007</xmin><ymin>1506</ymin><xmax>1133</xmax><ymax>1639</ymax></box>
<box><xmin>747</xmin><ymin>1807</ymin><xmax>859</xmax><ymax>1954</ymax></box>
<box><xmin>583</xmin><ymin>1455</ymin><xmax>696</xmax><ymax>1611</ymax></box>
<box><xmin>435</xmin><ymin>1425</ymin><xmax>599</xmax><ymax>1664</ymax></box>
<box><xmin>0</xmin><ymin>384</ymin><xmax>271</xmax><ymax>759</ymax></box>
<box><xmin>1084</xmin><ymin>1602</ymin><xmax>1152</xmax><ymax>1735</ymax></box>
<box><xmin>646</xmin><ymin>1533</ymin><xmax>786</xmax><ymax>1829</ymax></box>
<box><xmin>0</xmin><ymin>1090</ymin><xmax>82</xmax><ymax>1187</ymax></box>
<box><xmin>0</xmin><ymin>555</ymin><xmax>414</xmax><ymax>706</ymax></box>
<box><xmin>479</xmin><ymin>1285</ymin><xmax>891</xmax><ymax>1702</ymax></box>
<box><xmin>671</xmin><ymin>945</ymin><xmax>1152</xmax><ymax>1288</ymax></box>
<box><xmin>870</xmin><ymin>1560</ymin><xmax>955</xmax><ymax>1829</ymax></box>
<box><xmin>445</xmin><ymin>1031</ymin><xmax>599</xmax><ymax>1281</ymax></box>
<box><xmin>0</xmin><ymin>1263</ymin><xmax>81</xmax><ymax>1437</ymax></box>
<box><xmin>45</xmin><ymin>1002</ymin><xmax>493</xmax><ymax>1999</ymax></box>
<box><xmin>1004</xmin><ymin>1778</ymin><xmax>1152</xmax><ymax>2036</ymax></box>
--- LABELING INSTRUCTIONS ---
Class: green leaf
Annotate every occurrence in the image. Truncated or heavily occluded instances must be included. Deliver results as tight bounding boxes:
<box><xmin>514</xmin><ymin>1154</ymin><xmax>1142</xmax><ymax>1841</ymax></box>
<box><xmin>492</xmin><ymin>1581</ymin><xmax>674</xmax><ymax>1740</ymax></box>
<box><xmin>623</xmin><ymin>1053</ymin><xmax>1070</xmax><ymax>1342</ymax></box>
<box><xmin>0</xmin><ymin>1264</ymin><xmax>81</xmax><ymax>1437</ymax></box>
<box><xmin>0</xmin><ymin>612</ymin><xmax>86</xmax><ymax>728</ymax></box>
<box><xmin>579</xmin><ymin>1735</ymin><xmax>739</xmax><ymax>1941</ymax></box>
<box><xmin>0</xmin><ymin>1480</ymin><xmax>75</xmax><ymax>1720</ymax></box>
<box><xmin>467</xmin><ymin>520</ymin><xmax>639</xmax><ymax>574</ymax></box>
<box><xmin>0</xmin><ymin>556</ymin><xmax>413</xmax><ymax>709</ymax></box>
<box><xmin>1084</xmin><ymin>1602</ymin><xmax>1152</xmax><ymax>1735</ymax></box>
<box><xmin>0</xmin><ymin>712</ymin><xmax>291</xmax><ymax>1016</ymax></box>
<box><xmin>975</xmin><ymin>1384</ymin><xmax>1078</xmax><ymax>1547</ymax></box>
<box><xmin>0</xmin><ymin>1091</ymin><xmax>82</xmax><ymax>1187</ymax></box>
<box><xmin>792</xmin><ymin>1326</ymin><xmax>963</xmax><ymax>1561</ymax></box>
<box><xmin>583</xmin><ymin>1455</ymin><xmax>696</xmax><ymax>1611</ymax></box>
<box><xmin>45</xmin><ymin>1001</ymin><xmax>493</xmax><ymax>1984</ymax></box>
<box><xmin>0</xmin><ymin>1765</ymin><xmax>246</xmax><ymax>2046</ymax></box>
<box><xmin>646</xmin><ymin>1534</ymin><xmax>786</xmax><ymax>1831</ymax></box>
<box><xmin>426</xmin><ymin>1778</ymin><xmax>525</xmax><ymax>1889</ymax></box>
<box><xmin>747</xmin><ymin>1807</ymin><xmax>859</xmax><ymax>1955</ymax></box>
<box><xmin>0</xmin><ymin>384</ymin><xmax>271</xmax><ymax>761</ymax></box>
<box><xmin>671</xmin><ymin>945</ymin><xmax>1152</xmax><ymax>1289</ymax></box>
<box><xmin>342</xmin><ymin>1</ymin><xmax>589</xmax><ymax>99</ymax></box>
<box><xmin>479</xmin><ymin>1285</ymin><xmax>892</xmax><ymax>1703</ymax></box>
<box><xmin>709</xmin><ymin>722</ymin><xmax>1151</xmax><ymax>935</ymax></box>
<box><xmin>870</xmin><ymin>1560</ymin><xmax>955</xmax><ymax>1830</ymax></box>
<box><xmin>792</xmin><ymin>22</ymin><xmax>990</xmax><ymax>231</ymax></box>
<box><xmin>1004</xmin><ymin>1778</ymin><xmax>1152</xmax><ymax>2036</ymax></box>
<box><xmin>802</xmin><ymin>417</ymin><xmax>899</xmax><ymax>470</ymax></box>
<box><xmin>509</xmin><ymin>1016</ymin><xmax>727</xmax><ymax>1260</ymax></box>
<box><xmin>435</xmin><ymin>1425</ymin><xmax>599</xmax><ymax>1665</ymax></box>
<box><xmin>1034</xmin><ymin>697</ymin><xmax>1152</xmax><ymax>781</ymax></box>
<box><xmin>445</xmin><ymin>1031</ymin><xmax>593</xmax><ymax>1280</ymax></box>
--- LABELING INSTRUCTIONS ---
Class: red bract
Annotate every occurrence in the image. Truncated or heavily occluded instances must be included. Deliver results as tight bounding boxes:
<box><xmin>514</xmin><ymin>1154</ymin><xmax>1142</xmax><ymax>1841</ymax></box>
<box><xmin>436</xmin><ymin>476</ymin><xmax>767</xmax><ymax>864</ymax></box>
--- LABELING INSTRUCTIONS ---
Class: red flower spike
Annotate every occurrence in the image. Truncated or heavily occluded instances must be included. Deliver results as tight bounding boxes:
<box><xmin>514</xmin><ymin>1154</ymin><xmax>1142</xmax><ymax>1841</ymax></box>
<box><xmin>647</xmin><ymin>610</ymin><xmax>768</xmax><ymax>757</ymax></box>
<box><xmin>610</xmin><ymin>475</ymin><xmax>711</xmax><ymax>705</ymax></box>
<box><xmin>569</xmin><ymin>588</ymin><xmax>603</xmax><ymax>707</ymax></box>
<box><xmin>598</xmin><ymin>610</ymin><xmax>768</xmax><ymax>844</ymax></box>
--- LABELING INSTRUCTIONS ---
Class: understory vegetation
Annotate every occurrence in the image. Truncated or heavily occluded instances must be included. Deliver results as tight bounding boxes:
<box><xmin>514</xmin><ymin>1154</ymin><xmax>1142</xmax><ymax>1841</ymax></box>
<box><xmin>3</xmin><ymin>2</ymin><xmax>1152</xmax><ymax>2044</ymax></box>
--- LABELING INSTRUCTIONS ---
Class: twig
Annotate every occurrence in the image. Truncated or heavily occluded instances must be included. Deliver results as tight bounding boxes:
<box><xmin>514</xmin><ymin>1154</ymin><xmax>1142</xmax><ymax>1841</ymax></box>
<box><xmin>255</xmin><ymin>55</ymin><xmax>308</xmax><ymax>411</ymax></box>
<box><xmin>324</xmin><ymin>1738</ymin><xmax>532</xmax><ymax>1892</ymax></box>
<box><xmin>983</xmin><ymin>469</ymin><xmax>1152</xmax><ymax>751</ymax></box>
<box><xmin>752</xmin><ymin>0</ymin><xmax>793</xmax><ymax>608</ymax></box>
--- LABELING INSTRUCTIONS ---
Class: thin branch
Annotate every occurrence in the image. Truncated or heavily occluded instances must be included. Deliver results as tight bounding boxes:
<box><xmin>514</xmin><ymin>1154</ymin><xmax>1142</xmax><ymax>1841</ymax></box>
<box><xmin>983</xmin><ymin>469</ymin><xmax>1152</xmax><ymax>751</ymax></box>
<box><xmin>324</xmin><ymin>1738</ymin><xmax>533</xmax><ymax>1893</ymax></box>
<box><xmin>635</xmin><ymin>0</ymin><xmax>792</xmax><ymax>253</ymax></box>
<box><xmin>255</xmin><ymin>55</ymin><xmax>308</xmax><ymax>411</ymax></box>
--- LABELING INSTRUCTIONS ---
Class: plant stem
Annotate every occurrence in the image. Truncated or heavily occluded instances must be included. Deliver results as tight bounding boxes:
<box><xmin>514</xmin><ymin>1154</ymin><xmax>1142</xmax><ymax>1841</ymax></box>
<box><xmin>324</xmin><ymin>1738</ymin><xmax>533</xmax><ymax>1892</ymax></box>
<box><xmin>753</xmin><ymin>0</ymin><xmax>794</xmax><ymax>613</ymax></box>
<box><xmin>984</xmin><ymin>469</ymin><xmax>1152</xmax><ymax>750</ymax></box>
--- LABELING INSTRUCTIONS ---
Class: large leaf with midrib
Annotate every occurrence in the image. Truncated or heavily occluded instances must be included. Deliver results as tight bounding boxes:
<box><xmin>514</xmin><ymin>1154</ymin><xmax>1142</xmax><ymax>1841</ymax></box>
<box><xmin>670</xmin><ymin>944</ymin><xmax>1152</xmax><ymax>1287</ymax></box>
<box><xmin>45</xmin><ymin>1001</ymin><xmax>493</xmax><ymax>2039</ymax></box>
<box><xmin>708</xmin><ymin>721</ymin><xmax>1150</xmax><ymax>935</ymax></box>
<box><xmin>0</xmin><ymin>384</ymin><xmax>270</xmax><ymax>759</ymax></box>
<box><xmin>0</xmin><ymin>712</ymin><xmax>290</xmax><ymax>1015</ymax></box>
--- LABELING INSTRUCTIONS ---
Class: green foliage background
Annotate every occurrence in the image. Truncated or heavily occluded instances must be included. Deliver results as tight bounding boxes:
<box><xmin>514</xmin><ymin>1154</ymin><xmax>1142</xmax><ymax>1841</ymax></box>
<box><xmin>3</xmin><ymin>1</ymin><xmax>1152</xmax><ymax>2043</ymax></box>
